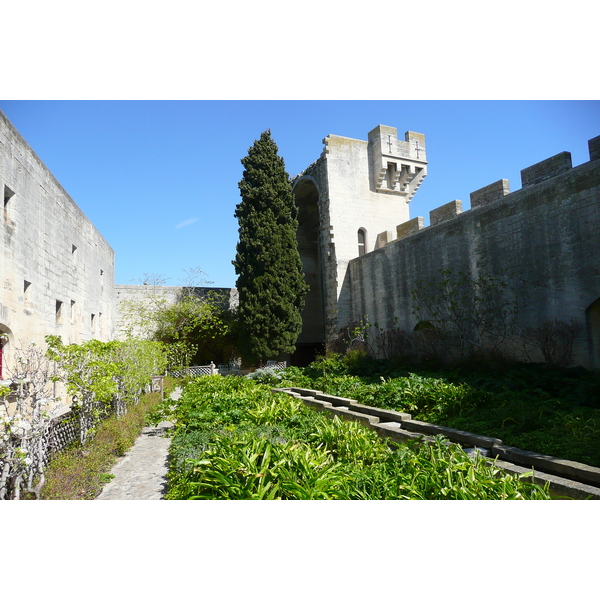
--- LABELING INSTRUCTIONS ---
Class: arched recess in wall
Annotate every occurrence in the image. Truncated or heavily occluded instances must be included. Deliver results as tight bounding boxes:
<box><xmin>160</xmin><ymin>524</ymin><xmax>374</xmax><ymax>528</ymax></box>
<box><xmin>0</xmin><ymin>323</ymin><xmax>13</xmax><ymax>380</ymax></box>
<box><xmin>585</xmin><ymin>298</ymin><xmax>600</xmax><ymax>369</ymax></box>
<box><xmin>292</xmin><ymin>177</ymin><xmax>325</xmax><ymax>365</ymax></box>
<box><xmin>357</xmin><ymin>228</ymin><xmax>367</xmax><ymax>256</ymax></box>
<box><xmin>414</xmin><ymin>321</ymin><xmax>436</xmax><ymax>331</ymax></box>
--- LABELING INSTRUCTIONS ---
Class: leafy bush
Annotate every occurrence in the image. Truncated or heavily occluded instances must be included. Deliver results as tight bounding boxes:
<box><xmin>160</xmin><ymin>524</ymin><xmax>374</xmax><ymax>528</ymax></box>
<box><xmin>245</xmin><ymin>365</ymin><xmax>287</xmax><ymax>385</ymax></box>
<box><xmin>280</xmin><ymin>361</ymin><xmax>600</xmax><ymax>468</ymax></box>
<box><xmin>163</xmin><ymin>376</ymin><xmax>550</xmax><ymax>500</ymax></box>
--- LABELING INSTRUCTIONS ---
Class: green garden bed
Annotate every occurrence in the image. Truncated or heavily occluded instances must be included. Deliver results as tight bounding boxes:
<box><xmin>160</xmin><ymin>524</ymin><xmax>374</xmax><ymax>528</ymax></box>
<box><xmin>150</xmin><ymin>375</ymin><xmax>551</xmax><ymax>500</ymax></box>
<box><xmin>265</xmin><ymin>355</ymin><xmax>600</xmax><ymax>469</ymax></box>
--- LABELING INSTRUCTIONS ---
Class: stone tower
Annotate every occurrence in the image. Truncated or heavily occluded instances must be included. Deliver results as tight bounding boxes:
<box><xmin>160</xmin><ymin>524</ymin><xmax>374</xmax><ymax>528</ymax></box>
<box><xmin>291</xmin><ymin>125</ymin><xmax>427</xmax><ymax>362</ymax></box>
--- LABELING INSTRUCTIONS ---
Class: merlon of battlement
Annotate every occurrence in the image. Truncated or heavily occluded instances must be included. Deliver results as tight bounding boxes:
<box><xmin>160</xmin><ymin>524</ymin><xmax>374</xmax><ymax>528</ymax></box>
<box><xmin>374</xmin><ymin>230</ymin><xmax>394</xmax><ymax>249</ymax></box>
<box><xmin>521</xmin><ymin>152</ymin><xmax>572</xmax><ymax>188</ymax></box>
<box><xmin>430</xmin><ymin>199</ymin><xmax>463</xmax><ymax>226</ymax></box>
<box><xmin>589</xmin><ymin>135</ymin><xmax>600</xmax><ymax>162</ymax></box>
<box><xmin>397</xmin><ymin>216</ymin><xmax>424</xmax><ymax>240</ymax></box>
<box><xmin>470</xmin><ymin>179</ymin><xmax>510</xmax><ymax>209</ymax></box>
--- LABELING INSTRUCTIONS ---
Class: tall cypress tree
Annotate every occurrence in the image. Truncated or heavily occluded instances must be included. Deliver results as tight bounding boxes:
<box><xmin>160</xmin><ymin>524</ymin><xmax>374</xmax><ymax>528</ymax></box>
<box><xmin>233</xmin><ymin>130</ymin><xmax>309</xmax><ymax>364</ymax></box>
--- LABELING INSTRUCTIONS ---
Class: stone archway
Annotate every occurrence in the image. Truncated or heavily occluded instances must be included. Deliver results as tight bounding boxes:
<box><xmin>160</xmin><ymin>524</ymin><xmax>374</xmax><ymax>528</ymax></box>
<box><xmin>292</xmin><ymin>177</ymin><xmax>325</xmax><ymax>365</ymax></box>
<box><xmin>586</xmin><ymin>298</ymin><xmax>600</xmax><ymax>369</ymax></box>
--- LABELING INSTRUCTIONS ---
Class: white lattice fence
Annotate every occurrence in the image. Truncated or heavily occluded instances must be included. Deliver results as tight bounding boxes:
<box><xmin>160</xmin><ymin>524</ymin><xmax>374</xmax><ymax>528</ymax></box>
<box><xmin>265</xmin><ymin>361</ymin><xmax>287</xmax><ymax>371</ymax></box>
<box><xmin>169</xmin><ymin>364</ymin><xmax>217</xmax><ymax>378</ymax></box>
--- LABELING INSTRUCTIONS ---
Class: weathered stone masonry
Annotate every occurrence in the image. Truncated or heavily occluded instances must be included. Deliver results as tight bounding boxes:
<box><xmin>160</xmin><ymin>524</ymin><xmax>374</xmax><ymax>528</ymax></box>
<box><xmin>0</xmin><ymin>110</ymin><xmax>115</xmax><ymax>378</ymax></box>
<box><xmin>294</xmin><ymin>126</ymin><xmax>600</xmax><ymax>368</ymax></box>
<box><xmin>292</xmin><ymin>125</ymin><xmax>427</xmax><ymax>359</ymax></box>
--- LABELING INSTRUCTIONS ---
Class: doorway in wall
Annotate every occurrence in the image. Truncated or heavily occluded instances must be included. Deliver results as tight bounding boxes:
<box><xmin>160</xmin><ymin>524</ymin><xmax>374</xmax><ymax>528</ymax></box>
<box><xmin>293</xmin><ymin>178</ymin><xmax>326</xmax><ymax>364</ymax></box>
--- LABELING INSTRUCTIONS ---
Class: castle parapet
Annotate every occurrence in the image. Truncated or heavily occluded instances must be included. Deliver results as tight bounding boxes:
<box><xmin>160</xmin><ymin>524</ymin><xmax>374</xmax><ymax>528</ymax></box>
<box><xmin>589</xmin><ymin>135</ymin><xmax>600</xmax><ymax>162</ymax></box>
<box><xmin>367</xmin><ymin>125</ymin><xmax>427</xmax><ymax>201</ymax></box>
<box><xmin>375</xmin><ymin>230</ymin><xmax>394</xmax><ymax>249</ymax></box>
<box><xmin>470</xmin><ymin>179</ymin><xmax>510</xmax><ymax>209</ymax></box>
<box><xmin>396</xmin><ymin>216</ymin><xmax>424</xmax><ymax>240</ymax></box>
<box><xmin>430</xmin><ymin>199</ymin><xmax>463</xmax><ymax>226</ymax></box>
<box><xmin>521</xmin><ymin>152</ymin><xmax>572</xmax><ymax>188</ymax></box>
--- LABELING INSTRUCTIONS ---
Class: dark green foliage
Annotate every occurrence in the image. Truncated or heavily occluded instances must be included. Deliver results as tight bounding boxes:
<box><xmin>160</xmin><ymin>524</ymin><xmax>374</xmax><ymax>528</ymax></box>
<box><xmin>163</xmin><ymin>376</ymin><xmax>550</xmax><ymax>500</ymax></box>
<box><xmin>232</xmin><ymin>130</ymin><xmax>309</xmax><ymax>364</ymax></box>
<box><xmin>280</xmin><ymin>355</ymin><xmax>600</xmax><ymax>467</ymax></box>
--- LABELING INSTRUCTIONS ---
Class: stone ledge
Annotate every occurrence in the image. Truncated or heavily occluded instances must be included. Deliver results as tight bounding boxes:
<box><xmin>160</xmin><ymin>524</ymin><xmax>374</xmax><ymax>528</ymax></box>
<box><xmin>491</xmin><ymin>444</ymin><xmax>600</xmax><ymax>488</ymax></box>
<box><xmin>320</xmin><ymin>405</ymin><xmax>379</xmax><ymax>426</ymax></box>
<box><xmin>350</xmin><ymin>403</ymin><xmax>411</xmax><ymax>423</ymax></box>
<box><xmin>370</xmin><ymin>421</ymin><xmax>432</xmax><ymax>444</ymax></box>
<box><xmin>299</xmin><ymin>397</ymin><xmax>333</xmax><ymax>412</ymax></box>
<box><xmin>491</xmin><ymin>459</ymin><xmax>600</xmax><ymax>500</ymax></box>
<box><xmin>315</xmin><ymin>393</ymin><xmax>358</xmax><ymax>407</ymax></box>
<box><xmin>401</xmin><ymin>419</ymin><xmax>502</xmax><ymax>449</ymax></box>
<box><xmin>289</xmin><ymin>387</ymin><xmax>323</xmax><ymax>397</ymax></box>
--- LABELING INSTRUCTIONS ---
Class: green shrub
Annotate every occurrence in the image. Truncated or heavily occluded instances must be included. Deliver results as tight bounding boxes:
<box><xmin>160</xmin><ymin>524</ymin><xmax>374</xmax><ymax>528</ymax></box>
<box><xmin>164</xmin><ymin>376</ymin><xmax>551</xmax><ymax>500</ymax></box>
<box><xmin>280</xmin><ymin>360</ymin><xmax>600</xmax><ymax>468</ymax></box>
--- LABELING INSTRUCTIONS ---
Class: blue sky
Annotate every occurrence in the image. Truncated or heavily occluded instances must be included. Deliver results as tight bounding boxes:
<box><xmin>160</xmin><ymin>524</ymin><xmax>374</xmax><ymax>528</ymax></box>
<box><xmin>1</xmin><ymin>100</ymin><xmax>598</xmax><ymax>288</ymax></box>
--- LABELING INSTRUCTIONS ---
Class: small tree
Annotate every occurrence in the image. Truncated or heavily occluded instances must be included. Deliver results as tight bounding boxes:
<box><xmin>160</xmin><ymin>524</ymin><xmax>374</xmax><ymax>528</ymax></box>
<box><xmin>46</xmin><ymin>337</ymin><xmax>120</xmax><ymax>444</ymax></box>
<box><xmin>152</xmin><ymin>287</ymin><xmax>234</xmax><ymax>364</ymax></box>
<box><xmin>522</xmin><ymin>318</ymin><xmax>582</xmax><ymax>368</ymax></box>
<box><xmin>0</xmin><ymin>343</ymin><xmax>62</xmax><ymax>500</ymax></box>
<box><xmin>118</xmin><ymin>267</ymin><xmax>234</xmax><ymax>365</ymax></box>
<box><xmin>233</xmin><ymin>130</ymin><xmax>309</xmax><ymax>364</ymax></box>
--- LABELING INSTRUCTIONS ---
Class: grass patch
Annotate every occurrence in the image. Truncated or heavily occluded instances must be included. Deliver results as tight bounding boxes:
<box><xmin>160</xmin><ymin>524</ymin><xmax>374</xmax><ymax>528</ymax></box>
<box><xmin>40</xmin><ymin>379</ymin><xmax>175</xmax><ymax>500</ymax></box>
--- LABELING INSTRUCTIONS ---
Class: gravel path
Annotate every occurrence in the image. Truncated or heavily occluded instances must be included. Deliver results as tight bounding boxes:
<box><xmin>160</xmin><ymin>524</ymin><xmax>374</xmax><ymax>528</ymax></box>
<box><xmin>95</xmin><ymin>388</ymin><xmax>181</xmax><ymax>500</ymax></box>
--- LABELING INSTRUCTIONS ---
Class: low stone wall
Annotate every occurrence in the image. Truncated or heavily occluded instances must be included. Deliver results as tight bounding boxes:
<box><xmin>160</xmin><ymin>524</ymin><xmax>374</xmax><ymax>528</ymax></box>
<box><xmin>275</xmin><ymin>387</ymin><xmax>600</xmax><ymax>500</ymax></box>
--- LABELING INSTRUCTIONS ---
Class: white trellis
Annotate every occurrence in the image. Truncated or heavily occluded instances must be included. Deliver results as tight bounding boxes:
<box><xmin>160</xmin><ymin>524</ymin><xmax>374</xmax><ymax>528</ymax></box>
<box><xmin>169</xmin><ymin>363</ymin><xmax>218</xmax><ymax>378</ymax></box>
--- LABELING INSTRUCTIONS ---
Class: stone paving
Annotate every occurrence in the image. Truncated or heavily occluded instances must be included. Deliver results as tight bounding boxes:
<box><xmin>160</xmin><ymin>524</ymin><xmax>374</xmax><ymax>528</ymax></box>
<box><xmin>95</xmin><ymin>388</ymin><xmax>181</xmax><ymax>500</ymax></box>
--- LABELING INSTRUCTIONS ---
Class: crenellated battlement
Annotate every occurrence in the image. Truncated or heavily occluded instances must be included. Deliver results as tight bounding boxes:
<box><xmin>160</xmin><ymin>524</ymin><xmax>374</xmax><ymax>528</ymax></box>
<box><xmin>367</xmin><ymin>125</ymin><xmax>428</xmax><ymax>201</ymax></box>
<box><xmin>372</xmin><ymin>135</ymin><xmax>600</xmax><ymax>248</ymax></box>
<box><xmin>294</xmin><ymin>125</ymin><xmax>600</xmax><ymax>368</ymax></box>
<box><xmin>590</xmin><ymin>135</ymin><xmax>600</xmax><ymax>161</ymax></box>
<box><xmin>521</xmin><ymin>151</ymin><xmax>572</xmax><ymax>188</ymax></box>
<box><xmin>346</xmin><ymin>131</ymin><xmax>600</xmax><ymax>367</ymax></box>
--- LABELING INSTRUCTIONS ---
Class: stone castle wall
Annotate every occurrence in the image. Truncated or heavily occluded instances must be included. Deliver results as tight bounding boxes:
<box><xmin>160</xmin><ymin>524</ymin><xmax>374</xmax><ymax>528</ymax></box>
<box><xmin>293</xmin><ymin>126</ymin><xmax>427</xmax><ymax>349</ymax></box>
<box><xmin>0</xmin><ymin>110</ymin><xmax>115</xmax><ymax>377</ymax></box>
<box><xmin>2</xmin><ymin>110</ymin><xmax>599</xmax><ymax>372</ymax></box>
<box><xmin>344</xmin><ymin>136</ymin><xmax>600</xmax><ymax>368</ymax></box>
<box><xmin>113</xmin><ymin>284</ymin><xmax>237</xmax><ymax>340</ymax></box>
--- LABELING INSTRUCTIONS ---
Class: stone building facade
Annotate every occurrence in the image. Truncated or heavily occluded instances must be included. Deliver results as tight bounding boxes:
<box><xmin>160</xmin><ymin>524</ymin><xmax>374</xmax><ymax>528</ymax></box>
<box><xmin>292</xmin><ymin>125</ymin><xmax>428</xmax><ymax>361</ymax></box>
<box><xmin>293</xmin><ymin>125</ymin><xmax>600</xmax><ymax>368</ymax></box>
<box><xmin>0</xmin><ymin>110</ymin><xmax>115</xmax><ymax>379</ymax></box>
